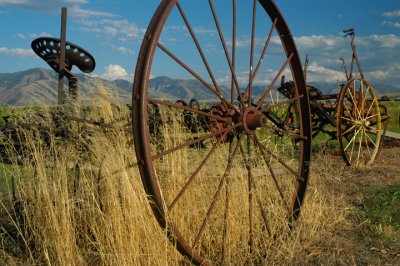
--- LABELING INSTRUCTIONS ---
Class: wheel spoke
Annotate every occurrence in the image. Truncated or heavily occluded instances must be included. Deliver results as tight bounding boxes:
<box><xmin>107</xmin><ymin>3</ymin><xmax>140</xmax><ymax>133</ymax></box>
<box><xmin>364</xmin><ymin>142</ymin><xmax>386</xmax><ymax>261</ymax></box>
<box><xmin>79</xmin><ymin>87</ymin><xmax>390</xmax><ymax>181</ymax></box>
<box><xmin>253</xmin><ymin>134</ymin><xmax>302</xmax><ymax>181</ymax></box>
<box><xmin>247</xmin><ymin>0</ymin><xmax>257</xmax><ymax>104</ymax></box>
<box><xmin>157</xmin><ymin>42</ymin><xmax>238</xmax><ymax>112</ymax></box>
<box><xmin>230</xmin><ymin>0</ymin><xmax>237</xmax><ymax>105</ymax></box>
<box><xmin>152</xmin><ymin>123</ymin><xmax>242</xmax><ymax>160</ymax></box>
<box><xmin>239</xmin><ymin>138</ymin><xmax>273</xmax><ymax>237</ymax></box>
<box><xmin>246</xmin><ymin>135</ymin><xmax>254</xmax><ymax>253</ymax></box>
<box><xmin>342</xmin><ymin>124</ymin><xmax>356</xmax><ymax>136</ymax></box>
<box><xmin>356</xmin><ymin>127</ymin><xmax>364</xmax><ymax>166</ymax></box>
<box><xmin>256</xmin><ymin>197</ymin><xmax>272</xmax><ymax>237</ymax></box>
<box><xmin>221</xmin><ymin>132</ymin><xmax>234</xmax><ymax>263</ymax></box>
<box><xmin>348</xmin><ymin>128</ymin><xmax>358</xmax><ymax>163</ymax></box>
<box><xmin>365</xmin><ymin>97</ymin><xmax>377</xmax><ymax>118</ymax></box>
<box><xmin>208</xmin><ymin>0</ymin><xmax>242</xmax><ymax>102</ymax></box>
<box><xmin>362</xmin><ymin>127</ymin><xmax>373</xmax><ymax>159</ymax></box>
<box><xmin>260</xmin><ymin>94</ymin><xmax>303</xmax><ymax>113</ymax></box>
<box><xmin>176</xmin><ymin>2</ymin><xmax>223</xmax><ymax>96</ymax></box>
<box><xmin>168</xmin><ymin>137</ymin><xmax>224</xmax><ymax>211</ymax></box>
<box><xmin>243</xmin><ymin>18</ymin><xmax>278</xmax><ymax>98</ymax></box>
<box><xmin>341</xmin><ymin>116</ymin><xmax>357</xmax><ymax>123</ymax></box>
<box><xmin>260</xmin><ymin>121</ymin><xmax>307</xmax><ymax>141</ymax></box>
<box><xmin>365</xmin><ymin>113</ymin><xmax>379</xmax><ymax>120</ymax></box>
<box><xmin>148</xmin><ymin>98</ymin><xmax>229</xmax><ymax>123</ymax></box>
<box><xmin>343</xmin><ymin>102</ymin><xmax>355</xmax><ymax>121</ymax></box>
<box><xmin>251</xmin><ymin>135</ymin><xmax>291</xmax><ymax>216</ymax></box>
<box><xmin>193</xmin><ymin>133</ymin><xmax>243</xmax><ymax>248</ymax></box>
<box><xmin>344</xmin><ymin>126</ymin><xmax>362</xmax><ymax>152</ymax></box>
<box><xmin>256</xmin><ymin>53</ymin><xmax>294</xmax><ymax>110</ymax></box>
<box><xmin>364</xmin><ymin>128</ymin><xmax>377</xmax><ymax>148</ymax></box>
<box><xmin>347</xmin><ymin>82</ymin><xmax>362</xmax><ymax>119</ymax></box>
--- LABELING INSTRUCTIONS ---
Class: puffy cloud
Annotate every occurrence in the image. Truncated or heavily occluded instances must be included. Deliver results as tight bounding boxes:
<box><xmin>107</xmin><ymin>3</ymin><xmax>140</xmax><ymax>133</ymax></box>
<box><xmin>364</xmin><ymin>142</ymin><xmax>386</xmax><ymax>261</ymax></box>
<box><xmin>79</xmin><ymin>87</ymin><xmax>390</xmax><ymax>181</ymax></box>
<box><xmin>15</xmin><ymin>33</ymin><xmax>25</xmax><ymax>39</ymax></box>
<box><xmin>101</xmin><ymin>64</ymin><xmax>131</xmax><ymax>81</ymax></box>
<box><xmin>382</xmin><ymin>10</ymin><xmax>400</xmax><ymax>17</ymax></box>
<box><xmin>112</xmin><ymin>45</ymin><xmax>134</xmax><ymax>55</ymax></box>
<box><xmin>68</xmin><ymin>6</ymin><xmax>114</xmax><ymax>18</ymax></box>
<box><xmin>366</xmin><ymin>34</ymin><xmax>400</xmax><ymax>48</ymax></box>
<box><xmin>0</xmin><ymin>0</ymin><xmax>114</xmax><ymax>18</ymax></box>
<box><xmin>0</xmin><ymin>47</ymin><xmax>34</xmax><ymax>57</ymax></box>
<box><xmin>103</xmin><ymin>26</ymin><xmax>118</xmax><ymax>36</ymax></box>
<box><xmin>79</xmin><ymin>18</ymin><xmax>145</xmax><ymax>43</ymax></box>
<box><xmin>295</xmin><ymin>35</ymin><xmax>345</xmax><ymax>51</ymax></box>
<box><xmin>30</xmin><ymin>32</ymin><xmax>52</xmax><ymax>38</ymax></box>
<box><xmin>306</xmin><ymin>63</ymin><xmax>346</xmax><ymax>83</ymax></box>
<box><xmin>193</xmin><ymin>26</ymin><xmax>217</xmax><ymax>35</ymax></box>
<box><xmin>382</xmin><ymin>21</ymin><xmax>400</xmax><ymax>29</ymax></box>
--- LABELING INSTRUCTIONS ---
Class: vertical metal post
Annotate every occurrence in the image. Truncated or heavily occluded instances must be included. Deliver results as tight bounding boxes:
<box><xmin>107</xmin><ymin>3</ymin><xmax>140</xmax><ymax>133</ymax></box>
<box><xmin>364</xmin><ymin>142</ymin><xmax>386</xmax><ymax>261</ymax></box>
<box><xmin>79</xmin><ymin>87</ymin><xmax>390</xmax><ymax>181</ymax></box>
<box><xmin>58</xmin><ymin>7</ymin><xmax>67</xmax><ymax>104</ymax></box>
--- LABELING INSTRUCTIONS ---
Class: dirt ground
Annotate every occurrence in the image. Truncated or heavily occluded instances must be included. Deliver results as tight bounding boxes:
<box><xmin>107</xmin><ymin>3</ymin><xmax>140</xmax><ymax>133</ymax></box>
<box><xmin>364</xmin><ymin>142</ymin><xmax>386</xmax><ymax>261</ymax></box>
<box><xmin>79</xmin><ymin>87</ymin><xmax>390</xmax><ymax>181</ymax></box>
<box><xmin>304</xmin><ymin>146</ymin><xmax>400</xmax><ymax>265</ymax></box>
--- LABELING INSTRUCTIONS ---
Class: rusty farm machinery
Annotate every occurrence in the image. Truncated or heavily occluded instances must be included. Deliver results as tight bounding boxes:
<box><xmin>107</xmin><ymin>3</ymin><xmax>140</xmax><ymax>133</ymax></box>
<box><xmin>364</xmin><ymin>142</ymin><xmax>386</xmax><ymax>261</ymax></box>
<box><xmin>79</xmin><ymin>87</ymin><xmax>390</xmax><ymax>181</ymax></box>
<box><xmin>1</xmin><ymin>1</ymin><xmax>399</xmax><ymax>265</ymax></box>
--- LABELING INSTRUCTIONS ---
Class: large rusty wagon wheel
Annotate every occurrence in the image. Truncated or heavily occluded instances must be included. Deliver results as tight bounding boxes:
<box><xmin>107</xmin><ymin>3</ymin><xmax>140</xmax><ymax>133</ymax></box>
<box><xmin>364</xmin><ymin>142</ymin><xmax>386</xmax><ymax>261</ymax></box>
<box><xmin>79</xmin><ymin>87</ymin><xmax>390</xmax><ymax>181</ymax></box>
<box><xmin>132</xmin><ymin>1</ymin><xmax>311</xmax><ymax>264</ymax></box>
<box><xmin>337</xmin><ymin>78</ymin><xmax>382</xmax><ymax>166</ymax></box>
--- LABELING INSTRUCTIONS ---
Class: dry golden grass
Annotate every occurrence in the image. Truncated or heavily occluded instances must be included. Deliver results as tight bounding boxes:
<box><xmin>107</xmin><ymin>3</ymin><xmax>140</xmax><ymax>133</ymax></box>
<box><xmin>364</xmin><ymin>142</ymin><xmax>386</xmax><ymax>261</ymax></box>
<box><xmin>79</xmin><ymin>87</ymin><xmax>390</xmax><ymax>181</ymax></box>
<box><xmin>0</xmin><ymin>101</ymin><xmax>399</xmax><ymax>265</ymax></box>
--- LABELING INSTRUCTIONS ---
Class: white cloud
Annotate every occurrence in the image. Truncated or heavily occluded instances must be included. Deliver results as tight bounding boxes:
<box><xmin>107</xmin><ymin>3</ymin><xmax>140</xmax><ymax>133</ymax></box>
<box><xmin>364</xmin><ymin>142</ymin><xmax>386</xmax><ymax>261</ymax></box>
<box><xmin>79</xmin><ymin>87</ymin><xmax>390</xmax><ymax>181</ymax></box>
<box><xmin>103</xmin><ymin>26</ymin><xmax>118</xmax><ymax>36</ymax></box>
<box><xmin>306</xmin><ymin>63</ymin><xmax>346</xmax><ymax>83</ymax></box>
<box><xmin>382</xmin><ymin>10</ymin><xmax>400</xmax><ymax>17</ymax></box>
<box><xmin>101</xmin><ymin>64</ymin><xmax>131</xmax><ymax>81</ymax></box>
<box><xmin>15</xmin><ymin>33</ymin><xmax>25</xmax><ymax>39</ymax></box>
<box><xmin>295</xmin><ymin>35</ymin><xmax>345</xmax><ymax>51</ymax></box>
<box><xmin>0</xmin><ymin>0</ymin><xmax>115</xmax><ymax>18</ymax></box>
<box><xmin>366</xmin><ymin>70</ymin><xmax>390</xmax><ymax>80</ymax></box>
<box><xmin>68</xmin><ymin>5</ymin><xmax>115</xmax><ymax>18</ymax></box>
<box><xmin>0</xmin><ymin>0</ymin><xmax>27</xmax><ymax>4</ymax></box>
<box><xmin>193</xmin><ymin>26</ymin><xmax>217</xmax><ymax>35</ymax></box>
<box><xmin>382</xmin><ymin>21</ymin><xmax>400</xmax><ymax>29</ymax></box>
<box><xmin>79</xmin><ymin>18</ymin><xmax>145</xmax><ymax>43</ymax></box>
<box><xmin>367</xmin><ymin>34</ymin><xmax>400</xmax><ymax>48</ymax></box>
<box><xmin>0</xmin><ymin>47</ymin><xmax>35</xmax><ymax>57</ymax></box>
<box><xmin>213</xmin><ymin>33</ymin><xmax>400</xmax><ymax>87</ymax></box>
<box><xmin>30</xmin><ymin>32</ymin><xmax>52</xmax><ymax>38</ymax></box>
<box><xmin>165</xmin><ymin>25</ymin><xmax>216</xmax><ymax>35</ymax></box>
<box><xmin>112</xmin><ymin>45</ymin><xmax>134</xmax><ymax>55</ymax></box>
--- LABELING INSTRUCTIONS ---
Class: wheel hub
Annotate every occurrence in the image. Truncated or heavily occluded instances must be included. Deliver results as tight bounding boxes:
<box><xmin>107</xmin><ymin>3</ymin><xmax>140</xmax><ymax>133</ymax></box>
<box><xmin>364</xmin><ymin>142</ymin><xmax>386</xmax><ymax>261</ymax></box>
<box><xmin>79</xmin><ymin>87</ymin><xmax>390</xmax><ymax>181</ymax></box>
<box><xmin>241</xmin><ymin>108</ymin><xmax>266</xmax><ymax>135</ymax></box>
<box><xmin>209</xmin><ymin>105</ymin><xmax>267</xmax><ymax>141</ymax></box>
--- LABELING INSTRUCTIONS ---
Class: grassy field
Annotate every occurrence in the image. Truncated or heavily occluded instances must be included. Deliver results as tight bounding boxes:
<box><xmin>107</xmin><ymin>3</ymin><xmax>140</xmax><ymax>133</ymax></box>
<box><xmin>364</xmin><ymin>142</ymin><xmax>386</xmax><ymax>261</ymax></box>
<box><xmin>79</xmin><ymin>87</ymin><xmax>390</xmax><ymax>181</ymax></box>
<box><xmin>0</xmin><ymin>100</ymin><xmax>399</xmax><ymax>265</ymax></box>
<box><xmin>384</xmin><ymin>101</ymin><xmax>400</xmax><ymax>133</ymax></box>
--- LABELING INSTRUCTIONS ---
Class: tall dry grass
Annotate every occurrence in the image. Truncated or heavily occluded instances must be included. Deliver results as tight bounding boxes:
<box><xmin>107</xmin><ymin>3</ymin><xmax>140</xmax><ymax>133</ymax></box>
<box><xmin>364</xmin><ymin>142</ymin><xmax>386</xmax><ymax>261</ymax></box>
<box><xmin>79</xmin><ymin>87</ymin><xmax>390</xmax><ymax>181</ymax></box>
<box><xmin>0</xmin><ymin>98</ymin><xmax>358</xmax><ymax>265</ymax></box>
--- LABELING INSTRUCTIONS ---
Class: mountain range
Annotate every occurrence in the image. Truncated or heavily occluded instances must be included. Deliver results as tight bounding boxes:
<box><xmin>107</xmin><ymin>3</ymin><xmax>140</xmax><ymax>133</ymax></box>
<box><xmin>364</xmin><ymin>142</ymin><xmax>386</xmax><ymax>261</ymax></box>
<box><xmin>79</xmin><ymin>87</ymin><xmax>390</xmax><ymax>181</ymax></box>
<box><xmin>0</xmin><ymin>68</ymin><xmax>398</xmax><ymax>106</ymax></box>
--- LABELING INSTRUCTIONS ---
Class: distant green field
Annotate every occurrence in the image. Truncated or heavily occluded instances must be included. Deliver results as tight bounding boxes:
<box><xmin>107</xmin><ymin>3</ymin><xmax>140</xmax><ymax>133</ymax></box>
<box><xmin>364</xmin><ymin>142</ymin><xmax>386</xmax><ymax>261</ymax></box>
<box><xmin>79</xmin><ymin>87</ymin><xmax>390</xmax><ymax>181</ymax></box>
<box><xmin>383</xmin><ymin>101</ymin><xmax>400</xmax><ymax>132</ymax></box>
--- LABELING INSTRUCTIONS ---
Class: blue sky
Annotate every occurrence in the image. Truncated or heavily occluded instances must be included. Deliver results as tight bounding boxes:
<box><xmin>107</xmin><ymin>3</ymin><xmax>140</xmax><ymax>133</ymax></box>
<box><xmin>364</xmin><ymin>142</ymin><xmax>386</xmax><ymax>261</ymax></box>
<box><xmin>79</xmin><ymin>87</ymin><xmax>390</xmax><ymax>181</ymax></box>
<box><xmin>0</xmin><ymin>0</ymin><xmax>399</xmax><ymax>88</ymax></box>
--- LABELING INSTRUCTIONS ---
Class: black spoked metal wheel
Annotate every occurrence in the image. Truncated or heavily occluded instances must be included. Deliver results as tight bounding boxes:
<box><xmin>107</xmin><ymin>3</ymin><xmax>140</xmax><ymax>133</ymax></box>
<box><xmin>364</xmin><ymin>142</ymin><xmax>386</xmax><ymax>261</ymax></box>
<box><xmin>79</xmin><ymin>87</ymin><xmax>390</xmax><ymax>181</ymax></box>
<box><xmin>132</xmin><ymin>1</ymin><xmax>312</xmax><ymax>264</ymax></box>
<box><xmin>337</xmin><ymin>78</ymin><xmax>382</xmax><ymax>166</ymax></box>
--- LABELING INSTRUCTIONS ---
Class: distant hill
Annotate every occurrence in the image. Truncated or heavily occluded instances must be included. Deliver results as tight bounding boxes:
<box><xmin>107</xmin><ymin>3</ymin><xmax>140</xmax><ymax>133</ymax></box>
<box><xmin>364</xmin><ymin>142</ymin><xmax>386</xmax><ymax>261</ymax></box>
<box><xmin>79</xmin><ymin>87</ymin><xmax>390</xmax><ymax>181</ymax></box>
<box><xmin>0</xmin><ymin>68</ymin><xmax>398</xmax><ymax>106</ymax></box>
<box><xmin>0</xmin><ymin>68</ymin><xmax>131</xmax><ymax>106</ymax></box>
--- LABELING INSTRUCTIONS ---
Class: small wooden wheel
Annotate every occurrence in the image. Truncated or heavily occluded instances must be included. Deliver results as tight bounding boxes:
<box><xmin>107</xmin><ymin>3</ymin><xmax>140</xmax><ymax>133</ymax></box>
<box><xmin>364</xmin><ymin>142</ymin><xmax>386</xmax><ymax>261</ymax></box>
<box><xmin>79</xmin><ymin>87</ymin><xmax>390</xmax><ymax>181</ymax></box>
<box><xmin>336</xmin><ymin>78</ymin><xmax>382</xmax><ymax>166</ymax></box>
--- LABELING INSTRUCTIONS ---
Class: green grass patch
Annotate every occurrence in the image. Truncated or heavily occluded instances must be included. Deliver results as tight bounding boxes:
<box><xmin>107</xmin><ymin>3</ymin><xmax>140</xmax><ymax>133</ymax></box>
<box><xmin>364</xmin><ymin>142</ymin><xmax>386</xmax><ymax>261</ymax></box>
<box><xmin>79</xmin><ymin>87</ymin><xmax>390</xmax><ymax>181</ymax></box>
<box><xmin>361</xmin><ymin>185</ymin><xmax>400</xmax><ymax>242</ymax></box>
<box><xmin>383</xmin><ymin>101</ymin><xmax>400</xmax><ymax>131</ymax></box>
